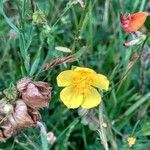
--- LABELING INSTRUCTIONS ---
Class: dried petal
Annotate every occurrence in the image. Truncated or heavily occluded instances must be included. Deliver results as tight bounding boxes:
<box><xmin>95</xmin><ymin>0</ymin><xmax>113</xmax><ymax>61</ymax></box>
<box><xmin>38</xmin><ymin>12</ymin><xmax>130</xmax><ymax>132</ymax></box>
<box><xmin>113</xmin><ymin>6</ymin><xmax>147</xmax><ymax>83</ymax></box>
<box><xmin>0</xmin><ymin>130</ymin><xmax>5</xmax><ymax>141</ymax></box>
<box><xmin>13</xmin><ymin>100</ymin><xmax>35</xmax><ymax>128</ymax></box>
<box><xmin>0</xmin><ymin>99</ymin><xmax>8</xmax><ymax>115</ymax></box>
<box><xmin>1</xmin><ymin>121</ymin><xmax>14</xmax><ymax>139</ymax></box>
<box><xmin>17</xmin><ymin>78</ymin><xmax>32</xmax><ymax>93</ymax></box>
<box><xmin>28</xmin><ymin>108</ymin><xmax>41</xmax><ymax>123</ymax></box>
<box><xmin>34</xmin><ymin>81</ymin><xmax>51</xmax><ymax>97</ymax></box>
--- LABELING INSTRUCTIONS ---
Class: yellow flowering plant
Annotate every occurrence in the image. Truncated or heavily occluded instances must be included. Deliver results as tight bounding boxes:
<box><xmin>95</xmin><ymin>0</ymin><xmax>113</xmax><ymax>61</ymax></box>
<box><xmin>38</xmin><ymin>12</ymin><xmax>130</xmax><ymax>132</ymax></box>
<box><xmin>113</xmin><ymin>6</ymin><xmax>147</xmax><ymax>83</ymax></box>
<box><xmin>127</xmin><ymin>137</ymin><xmax>136</xmax><ymax>147</ymax></box>
<box><xmin>57</xmin><ymin>66</ymin><xmax>109</xmax><ymax>109</ymax></box>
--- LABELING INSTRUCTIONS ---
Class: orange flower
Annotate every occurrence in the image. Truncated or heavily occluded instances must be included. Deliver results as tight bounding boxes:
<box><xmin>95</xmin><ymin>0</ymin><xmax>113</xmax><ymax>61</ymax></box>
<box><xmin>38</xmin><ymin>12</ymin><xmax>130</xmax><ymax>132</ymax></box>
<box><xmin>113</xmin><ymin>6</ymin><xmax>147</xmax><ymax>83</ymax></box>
<box><xmin>120</xmin><ymin>12</ymin><xmax>149</xmax><ymax>33</ymax></box>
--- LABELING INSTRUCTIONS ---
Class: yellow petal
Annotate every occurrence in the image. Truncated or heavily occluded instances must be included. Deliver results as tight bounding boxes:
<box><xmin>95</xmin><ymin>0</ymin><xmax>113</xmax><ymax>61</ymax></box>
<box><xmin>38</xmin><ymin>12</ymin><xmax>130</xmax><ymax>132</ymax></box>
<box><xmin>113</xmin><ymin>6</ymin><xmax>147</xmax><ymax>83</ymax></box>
<box><xmin>92</xmin><ymin>74</ymin><xmax>109</xmax><ymax>91</ymax></box>
<box><xmin>60</xmin><ymin>86</ymin><xmax>83</xmax><ymax>108</ymax></box>
<box><xmin>74</xmin><ymin>67</ymin><xmax>96</xmax><ymax>74</ymax></box>
<box><xmin>57</xmin><ymin>70</ymin><xmax>77</xmax><ymax>87</ymax></box>
<box><xmin>81</xmin><ymin>87</ymin><xmax>101</xmax><ymax>109</ymax></box>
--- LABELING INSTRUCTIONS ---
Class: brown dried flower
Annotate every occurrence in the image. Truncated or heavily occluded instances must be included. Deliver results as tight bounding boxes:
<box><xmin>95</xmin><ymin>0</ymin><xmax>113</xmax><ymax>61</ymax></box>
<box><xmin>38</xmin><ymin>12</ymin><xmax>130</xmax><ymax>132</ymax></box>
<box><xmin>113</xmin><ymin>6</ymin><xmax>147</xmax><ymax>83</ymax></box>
<box><xmin>0</xmin><ymin>78</ymin><xmax>52</xmax><ymax>142</ymax></box>
<box><xmin>0</xmin><ymin>100</ymin><xmax>40</xmax><ymax>141</ymax></box>
<box><xmin>17</xmin><ymin>78</ymin><xmax>52</xmax><ymax>109</ymax></box>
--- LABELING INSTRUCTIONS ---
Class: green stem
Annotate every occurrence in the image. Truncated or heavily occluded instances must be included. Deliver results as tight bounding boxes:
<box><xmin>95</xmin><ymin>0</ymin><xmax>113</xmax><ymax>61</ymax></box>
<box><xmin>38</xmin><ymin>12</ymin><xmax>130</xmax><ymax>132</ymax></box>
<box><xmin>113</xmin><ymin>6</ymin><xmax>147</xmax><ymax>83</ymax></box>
<box><xmin>98</xmin><ymin>102</ymin><xmax>109</xmax><ymax>150</ymax></box>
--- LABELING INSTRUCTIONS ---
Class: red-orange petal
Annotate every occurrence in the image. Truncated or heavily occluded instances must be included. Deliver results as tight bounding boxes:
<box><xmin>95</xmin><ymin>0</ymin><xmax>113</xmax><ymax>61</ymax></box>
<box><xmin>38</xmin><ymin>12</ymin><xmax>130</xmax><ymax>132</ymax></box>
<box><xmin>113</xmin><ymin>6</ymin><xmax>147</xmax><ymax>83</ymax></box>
<box><xmin>120</xmin><ymin>12</ymin><xmax>149</xmax><ymax>33</ymax></box>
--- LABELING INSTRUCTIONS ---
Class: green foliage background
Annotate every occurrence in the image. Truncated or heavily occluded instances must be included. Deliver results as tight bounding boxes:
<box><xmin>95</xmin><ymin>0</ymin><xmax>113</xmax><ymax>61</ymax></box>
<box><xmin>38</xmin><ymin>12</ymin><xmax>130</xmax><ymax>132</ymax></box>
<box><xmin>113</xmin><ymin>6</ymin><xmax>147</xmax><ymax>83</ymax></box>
<box><xmin>0</xmin><ymin>0</ymin><xmax>150</xmax><ymax>149</ymax></box>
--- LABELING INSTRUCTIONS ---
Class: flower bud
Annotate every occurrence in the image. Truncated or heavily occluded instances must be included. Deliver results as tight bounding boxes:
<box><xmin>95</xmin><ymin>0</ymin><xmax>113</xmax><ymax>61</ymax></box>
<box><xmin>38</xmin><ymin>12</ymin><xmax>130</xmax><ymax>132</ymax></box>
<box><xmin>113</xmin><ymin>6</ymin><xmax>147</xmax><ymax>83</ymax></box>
<box><xmin>32</xmin><ymin>10</ymin><xmax>47</xmax><ymax>25</ymax></box>
<box><xmin>42</xmin><ymin>24</ymin><xmax>51</xmax><ymax>35</ymax></box>
<box><xmin>46</xmin><ymin>132</ymin><xmax>56</xmax><ymax>144</ymax></box>
<box><xmin>3</xmin><ymin>83</ymin><xmax>18</xmax><ymax>101</ymax></box>
<box><xmin>4</xmin><ymin>104</ymin><xmax>13</xmax><ymax>114</ymax></box>
<box><xmin>127</xmin><ymin>136</ymin><xmax>136</xmax><ymax>147</ymax></box>
<box><xmin>120</xmin><ymin>12</ymin><xmax>149</xmax><ymax>33</ymax></box>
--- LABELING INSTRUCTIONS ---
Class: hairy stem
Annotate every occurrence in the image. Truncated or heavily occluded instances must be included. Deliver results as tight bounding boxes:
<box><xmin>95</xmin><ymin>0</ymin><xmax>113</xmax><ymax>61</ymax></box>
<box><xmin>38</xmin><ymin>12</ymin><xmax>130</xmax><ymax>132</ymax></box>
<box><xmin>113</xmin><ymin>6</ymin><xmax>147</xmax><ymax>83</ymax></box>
<box><xmin>98</xmin><ymin>102</ymin><xmax>109</xmax><ymax>150</ymax></box>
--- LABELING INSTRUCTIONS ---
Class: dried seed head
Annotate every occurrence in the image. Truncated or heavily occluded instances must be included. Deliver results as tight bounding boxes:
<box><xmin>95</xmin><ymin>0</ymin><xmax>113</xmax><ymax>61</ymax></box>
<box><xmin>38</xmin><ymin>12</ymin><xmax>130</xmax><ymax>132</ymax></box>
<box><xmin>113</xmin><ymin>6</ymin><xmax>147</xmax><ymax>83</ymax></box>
<box><xmin>17</xmin><ymin>78</ymin><xmax>52</xmax><ymax>109</ymax></box>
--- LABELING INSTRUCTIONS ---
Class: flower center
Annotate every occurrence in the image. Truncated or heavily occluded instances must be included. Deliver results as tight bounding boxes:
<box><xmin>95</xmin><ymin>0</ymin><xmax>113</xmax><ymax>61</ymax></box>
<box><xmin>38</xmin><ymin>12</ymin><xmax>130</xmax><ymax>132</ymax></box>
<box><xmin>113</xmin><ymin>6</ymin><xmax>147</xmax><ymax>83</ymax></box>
<box><xmin>72</xmin><ymin>72</ymin><xmax>93</xmax><ymax>94</ymax></box>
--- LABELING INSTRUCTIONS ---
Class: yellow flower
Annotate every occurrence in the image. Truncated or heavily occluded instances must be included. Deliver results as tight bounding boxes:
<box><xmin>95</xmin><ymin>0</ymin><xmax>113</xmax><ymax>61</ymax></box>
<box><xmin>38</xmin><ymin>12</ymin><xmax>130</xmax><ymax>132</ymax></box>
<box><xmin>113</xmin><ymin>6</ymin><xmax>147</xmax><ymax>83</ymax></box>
<box><xmin>127</xmin><ymin>137</ymin><xmax>136</xmax><ymax>147</ymax></box>
<box><xmin>57</xmin><ymin>67</ymin><xmax>109</xmax><ymax>109</ymax></box>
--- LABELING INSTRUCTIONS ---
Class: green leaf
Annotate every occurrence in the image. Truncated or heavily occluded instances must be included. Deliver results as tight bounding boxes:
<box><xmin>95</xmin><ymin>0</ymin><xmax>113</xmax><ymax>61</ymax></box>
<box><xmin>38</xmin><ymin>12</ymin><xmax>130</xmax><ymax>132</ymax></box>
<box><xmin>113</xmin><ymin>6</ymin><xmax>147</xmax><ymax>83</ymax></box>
<box><xmin>74</xmin><ymin>46</ymin><xmax>87</xmax><ymax>59</ymax></box>
<box><xmin>145</xmin><ymin>16</ymin><xmax>150</xmax><ymax>31</ymax></box>
<box><xmin>29</xmin><ymin>50</ymin><xmax>41</xmax><ymax>76</ymax></box>
<box><xmin>0</xmin><ymin>3</ymin><xmax>20</xmax><ymax>33</ymax></box>
<box><xmin>140</xmin><ymin>122</ymin><xmax>150</xmax><ymax>136</ymax></box>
